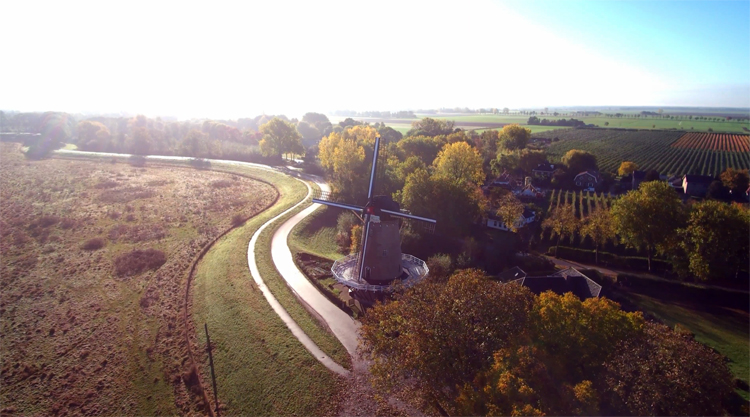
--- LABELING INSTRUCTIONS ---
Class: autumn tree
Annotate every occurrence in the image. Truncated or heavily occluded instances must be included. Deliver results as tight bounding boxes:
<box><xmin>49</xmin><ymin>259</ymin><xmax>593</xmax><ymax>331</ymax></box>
<box><xmin>495</xmin><ymin>193</ymin><xmax>525</xmax><ymax>232</ymax></box>
<box><xmin>318</xmin><ymin>131</ymin><xmax>366</xmax><ymax>201</ymax></box>
<box><xmin>602</xmin><ymin>321</ymin><xmax>733</xmax><ymax>416</ymax></box>
<box><xmin>26</xmin><ymin>112</ymin><xmax>73</xmax><ymax>159</ymax></box>
<box><xmin>617</xmin><ymin>161</ymin><xmax>637</xmax><ymax>176</ymax></box>
<box><xmin>259</xmin><ymin>117</ymin><xmax>303</xmax><ymax>159</ymax></box>
<box><xmin>457</xmin><ymin>293</ymin><xmax>644</xmax><ymax>416</ymax></box>
<box><xmin>611</xmin><ymin>181</ymin><xmax>685</xmax><ymax>271</ymax></box>
<box><xmin>129</xmin><ymin>126</ymin><xmax>152</xmax><ymax>155</ymax></box>
<box><xmin>562</xmin><ymin>149</ymin><xmax>598</xmax><ymax>174</ymax></box>
<box><xmin>720</xmin><ymin>167</ymin><xmax>750</xmax><ymax>199</ymax></box>
<box><xmin>497</xmin><ymin>124</ymin><xmax>531</xmax><ymax>151</ymax></box>
<box><xmin>542</xmin><ymin>203</ymin><xmax>579</xmax><ymax>256</ymax></box>
<box><xmin>360</xmin><ymin>269</ymin><xmax>536</xmax><ymax>409</ymax></box>
<box><xmin>77</xmin><ymin>120</ymin><xmax>111</xmax><ymax>151</ymax></box>
<box><xmin>433</xmin><ymin>141</ymin><xmax>485</xmax><ymax>186</ymax></box>
<box><xmin>580</xmin><ymin>206</ymin><xmax>616</xmax><ymax>264</ymax></box>
<box><xmin>678</xmin><ymin>200</ymin><xmax>750</xmax><ymax>280</ymax></box>
<box><xmin>179</xmin><ymin>129</ymin><xmax>209</xmax><ymax>157</ymax></box>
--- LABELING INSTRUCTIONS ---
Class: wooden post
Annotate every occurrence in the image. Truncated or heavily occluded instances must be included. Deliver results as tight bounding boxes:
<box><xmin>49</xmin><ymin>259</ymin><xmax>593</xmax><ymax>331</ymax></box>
<box><xmin>205</xmin><ymin>323</ymin><xmax>219</xmax><ymax>417</ymax></box>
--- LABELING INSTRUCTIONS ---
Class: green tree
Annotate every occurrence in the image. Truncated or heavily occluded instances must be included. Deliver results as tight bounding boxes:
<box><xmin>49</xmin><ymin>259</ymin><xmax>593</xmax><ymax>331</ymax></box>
<box><xmin>542</xmin><ymin>203</ymin><xmax>579</xmax><ymax>257</ymax></box>
<box><xmin>179</xmin><ymin>129</ymin><xmax>209</xmax><ymax>157</ymax></box>
<box><xmin>679</xmin><ymin>200</ymin><xmax>750</xmax><ymax>280</ymax></box>
<box><xmin>562</xmin><ymin>149</ymin><xmax>598</xmax><ymax>174</ymax></box>
<box><xmin>580</xmin><ymin>206</ymin><xmax>616</xmax><ymax>264</ymax></box>
<box><xmin>433</xmin><ymin>141</ymin><xmax>485</xmax><ymax>186</ymax></box>
<box><xmin>498</xmin><ymin>124</ymin><xmax>530</xmax><ymax>151</ymax></box>
<box><xmin>611</xmin><ymin>181</ymin><xmax>684</xmax><ymax>271</ymax></box>
<box><xmin>259</xmin><ymin>117</ymin><xmax>303</xmax><ymax>158</ymax></box>
<box><xmin>406</xmin><ymin>117</ymin><xmax>455</xmax><ymax>137</ymax></box>
<box><xmin>397</xmin><ymin>135</ymin><xmax>445</xmax><ymax>165</ymax></box>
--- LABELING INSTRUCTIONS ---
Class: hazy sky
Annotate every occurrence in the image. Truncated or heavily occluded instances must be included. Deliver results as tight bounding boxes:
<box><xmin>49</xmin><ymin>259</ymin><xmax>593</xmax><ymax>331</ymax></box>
<box><xmin>2</xmin><ymin>0</ymin><xmax>748</xmax><ymax>119</ymax></box>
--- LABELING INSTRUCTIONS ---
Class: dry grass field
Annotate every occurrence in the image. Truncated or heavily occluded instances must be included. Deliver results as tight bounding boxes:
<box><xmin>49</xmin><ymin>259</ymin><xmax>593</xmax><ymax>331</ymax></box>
<box><xmin>0</xmin><ymin>143</ymin><xmax>276</xmax><ymax>415</ymax></box>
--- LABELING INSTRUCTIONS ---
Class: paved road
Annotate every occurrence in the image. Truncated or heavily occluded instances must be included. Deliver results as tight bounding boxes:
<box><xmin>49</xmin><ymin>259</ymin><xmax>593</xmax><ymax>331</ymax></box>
<box><xmin>55</xmin><ymin>150</ymin><xmax>354</xmax><ymax>374</ymax></box>
<box><xmin>270</xmin><ymin>177</ymin><xmax>360</xmax><ymax>357</ymax></box>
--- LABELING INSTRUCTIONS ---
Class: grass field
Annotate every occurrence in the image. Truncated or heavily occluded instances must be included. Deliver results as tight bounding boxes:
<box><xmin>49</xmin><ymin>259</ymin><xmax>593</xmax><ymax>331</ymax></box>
<box><xmin>0</xmin><ymin>143</ymin><xmax>277</xmax><ymax>415</ymax></box>
<box><xmin>288</xmin><ymin>205</ymin><xmax>343</xmax><ymax>261</ymax></box>
<box><xmin>191</xmin><ymin>164</ymin><xmax>348</xmax><ymax>415</ymax></box>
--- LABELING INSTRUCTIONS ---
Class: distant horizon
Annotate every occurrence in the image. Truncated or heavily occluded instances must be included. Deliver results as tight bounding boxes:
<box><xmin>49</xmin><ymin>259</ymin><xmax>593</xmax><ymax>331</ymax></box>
<box><xmin>2</xmin><ymin>104</ymin><xmax>749</xmax><ymax>122</ymax></box>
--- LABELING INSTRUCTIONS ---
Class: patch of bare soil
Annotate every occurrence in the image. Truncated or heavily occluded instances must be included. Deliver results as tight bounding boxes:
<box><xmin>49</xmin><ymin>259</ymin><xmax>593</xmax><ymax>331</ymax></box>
<box><xmin>0</xmin><ymin>143</ymin><xmax>276</xmax><ymax>416</ymax></box>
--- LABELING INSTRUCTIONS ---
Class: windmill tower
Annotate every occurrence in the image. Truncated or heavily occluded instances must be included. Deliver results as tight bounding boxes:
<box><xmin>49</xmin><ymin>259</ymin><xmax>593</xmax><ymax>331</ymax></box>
<box><xmin>312</xmin><ymin>136</ymin><xmax>436</xmax><ymax>292</ymax></box>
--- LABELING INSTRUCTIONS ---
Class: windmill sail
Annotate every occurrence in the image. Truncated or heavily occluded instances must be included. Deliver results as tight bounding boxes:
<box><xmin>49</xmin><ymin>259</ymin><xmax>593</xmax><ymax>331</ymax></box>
<box><xmin>310</xmin><ymin>135</ymin><xmax>436</xmax><ymax>290</ymax></box>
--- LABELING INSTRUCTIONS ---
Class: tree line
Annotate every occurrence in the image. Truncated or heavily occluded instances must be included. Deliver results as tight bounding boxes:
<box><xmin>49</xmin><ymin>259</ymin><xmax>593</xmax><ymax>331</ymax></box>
<box><xmin>543</xmin><ymin>180</ymin><xmax>750</xmax><ymax>280</ymax></box>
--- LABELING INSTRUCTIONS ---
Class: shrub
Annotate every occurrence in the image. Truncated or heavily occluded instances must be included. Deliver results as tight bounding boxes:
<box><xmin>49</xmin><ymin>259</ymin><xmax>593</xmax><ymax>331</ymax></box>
<box><xmin>210</xmin><ymin>179</ymin><xmax>233</xmax><ymax>189</ymax></box>
<box><xmin>94</xmin><ymin>180</ymin><xmax>119</xmax><ymax>189</ymax></box>
<box><xmin>81</xmin><ymin>238</ymin><xmax>106</xmax><ymax>251</ymax></box>
<box><xmin>113</xmin><ymin>249</ymin><xmax>166</xmax><ymax>277</ymax></box>
<box><xmin>426</xmin><ymin>253</ymin><xmax>453</xmax><ymax>282</ymax></box>
<box><xmin>189</xmin><ymin>158</ymin><xmax>211</xmax><ymax>170</ymax></box>
<box><xmin>128</xmin><ymin>155</ymin><xmax>146</xmax><ymax>167</ymax></box>
<box><xmin>231</xmin><ymin>214</ymin><xmax>244</xmax><ymax>227</ymax></box>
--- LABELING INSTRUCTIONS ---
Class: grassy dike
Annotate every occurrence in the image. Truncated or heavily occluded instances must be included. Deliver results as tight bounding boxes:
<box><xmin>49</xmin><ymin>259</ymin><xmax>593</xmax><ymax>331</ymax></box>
<box><xmin>190</xmin><ymin>163</ymin><xmax>349</xmax><ymax>415</ymax></box>
<box><xmin>288</xmin><ymin>202</ymin><xmax>342</xmax><ymax>261</ymax></box>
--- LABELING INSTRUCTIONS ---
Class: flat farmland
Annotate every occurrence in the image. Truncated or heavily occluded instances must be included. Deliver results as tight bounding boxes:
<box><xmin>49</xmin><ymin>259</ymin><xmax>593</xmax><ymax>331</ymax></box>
<box><xmin>538</xmin><ymin>129</ymin><xmax>750</xmax><ymax>176</ymax></box>
<box><xmin>0</xmin><ymin>144</ymin><xmax>277</xmax><ymax>415</ymax></box>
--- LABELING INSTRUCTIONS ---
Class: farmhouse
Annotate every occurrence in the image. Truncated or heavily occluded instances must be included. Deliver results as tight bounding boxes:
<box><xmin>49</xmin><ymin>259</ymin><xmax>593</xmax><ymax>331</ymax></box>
<box><xmin>486</xmin><ymin>207</ymin><xmax>536</xmax><ymax>232</ymax></box>
<box><xmin>667</xmin><ymin>175</ymin><xmax>684</xmax><ymax>190</ymax></box>
<box><xmin>682</xmin><ymin>174</ymin><xmax>714</xmax><ymax>197</ymax></box>
<box><xmin>574</xmin><ymin>170</ymin><xmax>602</xmax><ymax>189</ymax></box>
<box><xmin>490</xmin><ymin>171</ymin><xmax>523</xmax><ymax>189</ymax></box>
<box><xmin>532</xmin><ymin>163</ymin><xmax>556</xmax><ymax>179</ymax></box>
<box><xmin>509</xmin><ymin>267</ymin><xmax>602</xmax><ymax>299</ymax></box>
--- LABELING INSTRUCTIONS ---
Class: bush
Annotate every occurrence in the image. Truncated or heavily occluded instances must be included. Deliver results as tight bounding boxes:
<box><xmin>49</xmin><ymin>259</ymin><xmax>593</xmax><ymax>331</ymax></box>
<box><xmin>81</xmin><ymin>238</ymin><xmax>106</xmax><ymax>251</ymax></box>
<box><xmin>128</xmin><ymin>155</ymin><xmax>146</xmax><ymax>167</ymax></box>
<box><xmin>113</xmin><ymin>248</ymin><xmax>166</xmax><ymax>277</ymax></box>
<box><xmin>231</xmin><ymin>214</ymin><xmax>244</xmax><ymax>227</ymax></box>
<box><xmin>189</xmin><ymin>158</ymin><xmax>211</xmax><ymax>170</ymax></box>
<box><xmin>426</xmin><ymin>254</ymin><xmax>453</xmax><ymax>282</ymax></box>
<box><xmin>210</xmin><ymin>179</ymin><xmax>233</xmax><ymax>189</ymax></box>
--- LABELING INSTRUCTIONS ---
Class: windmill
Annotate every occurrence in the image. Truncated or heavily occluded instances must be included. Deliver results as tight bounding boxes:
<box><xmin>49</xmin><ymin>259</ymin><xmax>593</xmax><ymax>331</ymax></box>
<box><xmin>312</xmin><ymin>136</ymin><xmax>436</xmax><ymax>293</ymax></box>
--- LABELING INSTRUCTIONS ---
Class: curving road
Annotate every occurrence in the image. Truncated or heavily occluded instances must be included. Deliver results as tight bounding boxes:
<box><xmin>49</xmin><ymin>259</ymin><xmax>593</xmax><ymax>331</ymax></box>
<box><xmin>270</xmin><ymin>178</ymin><xmax>360</xmax><ymax>356</ymax></box>
<box><xmin>55</xmin><ymin>150</ymin><xmax>356</xmax><ymax>374</ymax></box>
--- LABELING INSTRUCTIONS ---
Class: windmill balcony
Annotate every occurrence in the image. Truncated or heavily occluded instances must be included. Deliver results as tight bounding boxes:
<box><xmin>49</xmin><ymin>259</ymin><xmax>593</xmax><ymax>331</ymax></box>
<box><xmin>331</xmin><ymin>253</ymin><xmax>430</xmax><ymax>292</ymax></box>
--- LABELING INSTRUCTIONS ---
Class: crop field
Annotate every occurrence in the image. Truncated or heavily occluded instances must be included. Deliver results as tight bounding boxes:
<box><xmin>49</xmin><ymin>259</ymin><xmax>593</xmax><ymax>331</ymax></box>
<box><xmin>671</xmin><ymin>132</ymin><xmax>750</xmax><ymax>152</ymax></box>
<box><xmin>546</xmin><ymin>189</ymin><xmax>616</xmax><ymax>219</ymax></box>
<box><xmin>538</xmin><ymin>129</ymin><xmax>750</xmax><ymax>176</ymax></box>
<box><xmin>0</xmin><ymin>143</ymin><xmax>277</xmax><ymax>415</ymax></box>
<box><xmin>421</xmin><ymin>113</ymin><xmax>750</xmax><ymax>133</ymax></box>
